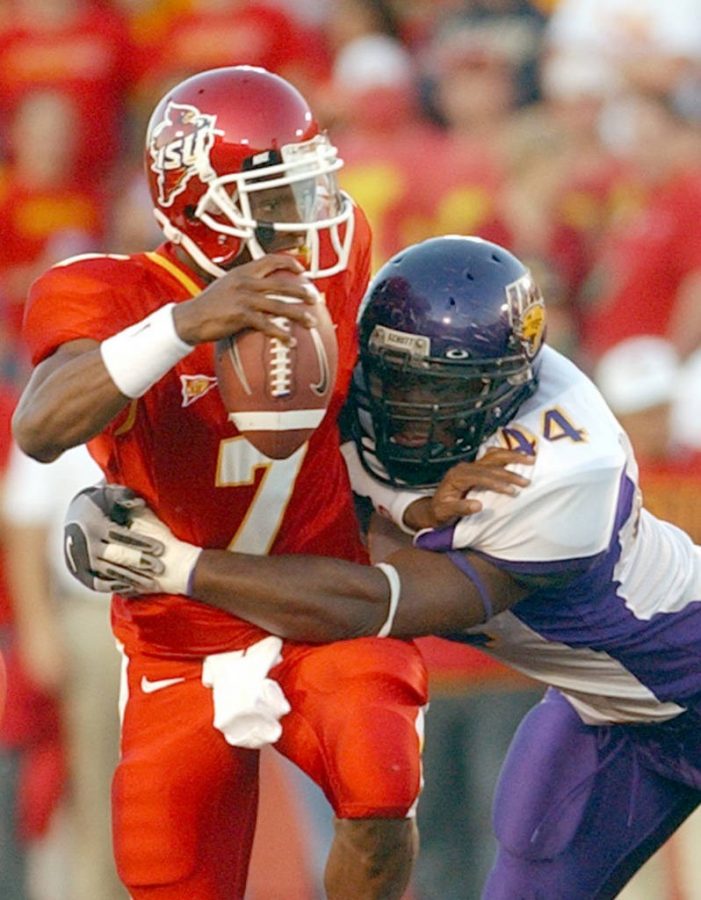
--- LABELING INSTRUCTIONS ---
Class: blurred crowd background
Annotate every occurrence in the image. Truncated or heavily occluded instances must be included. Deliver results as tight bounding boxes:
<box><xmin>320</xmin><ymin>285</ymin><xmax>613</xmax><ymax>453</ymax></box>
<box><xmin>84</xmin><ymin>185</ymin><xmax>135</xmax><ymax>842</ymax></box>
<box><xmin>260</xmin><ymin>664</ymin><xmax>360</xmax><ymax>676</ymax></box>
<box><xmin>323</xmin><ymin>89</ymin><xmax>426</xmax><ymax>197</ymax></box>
<box><xmin>0</xmin><ymin>1</ymin><xmax>700</xmax><ymax>898</ymax></box>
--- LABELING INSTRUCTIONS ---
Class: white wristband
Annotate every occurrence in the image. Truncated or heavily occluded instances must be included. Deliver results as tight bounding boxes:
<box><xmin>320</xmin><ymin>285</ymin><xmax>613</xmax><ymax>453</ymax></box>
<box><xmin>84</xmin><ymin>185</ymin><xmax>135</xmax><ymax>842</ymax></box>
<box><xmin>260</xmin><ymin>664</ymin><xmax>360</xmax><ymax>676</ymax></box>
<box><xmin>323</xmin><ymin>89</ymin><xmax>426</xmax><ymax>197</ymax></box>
<box><xmin>374</xmin><ymin>562</ymin><xmax>401</xmax><ymax>637</ymax></box>
<box><xmin>100</xmin><ymin>303</ymin><xmax>193</xmax><ymax>398</ymax></box>
<box><xmin>126</xmin><ymin>507</ymin><xmax>203</xmax><ymax>596</ymax></box>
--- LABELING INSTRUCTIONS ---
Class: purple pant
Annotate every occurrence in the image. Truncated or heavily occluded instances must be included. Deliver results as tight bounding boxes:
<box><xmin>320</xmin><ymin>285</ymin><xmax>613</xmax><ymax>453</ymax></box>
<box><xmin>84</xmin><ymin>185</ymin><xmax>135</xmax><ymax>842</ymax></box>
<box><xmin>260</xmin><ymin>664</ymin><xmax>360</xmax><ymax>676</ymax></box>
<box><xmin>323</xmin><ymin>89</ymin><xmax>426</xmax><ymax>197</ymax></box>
<box><xmin>484</xmin><ymin>689</ymin><xmax>701</xmax><ymax>899</ymax></box>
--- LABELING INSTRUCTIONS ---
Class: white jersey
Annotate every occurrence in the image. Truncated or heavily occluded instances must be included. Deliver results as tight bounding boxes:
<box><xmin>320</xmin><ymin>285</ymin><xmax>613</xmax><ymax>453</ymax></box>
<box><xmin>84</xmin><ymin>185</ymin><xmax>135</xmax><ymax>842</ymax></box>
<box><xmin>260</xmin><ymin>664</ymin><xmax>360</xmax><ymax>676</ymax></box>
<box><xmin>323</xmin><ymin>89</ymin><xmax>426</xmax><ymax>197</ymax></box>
<box><xmin>358</xmin><ymin>347</ymin><xmax>701</xmax><ymax>726</ymax></box>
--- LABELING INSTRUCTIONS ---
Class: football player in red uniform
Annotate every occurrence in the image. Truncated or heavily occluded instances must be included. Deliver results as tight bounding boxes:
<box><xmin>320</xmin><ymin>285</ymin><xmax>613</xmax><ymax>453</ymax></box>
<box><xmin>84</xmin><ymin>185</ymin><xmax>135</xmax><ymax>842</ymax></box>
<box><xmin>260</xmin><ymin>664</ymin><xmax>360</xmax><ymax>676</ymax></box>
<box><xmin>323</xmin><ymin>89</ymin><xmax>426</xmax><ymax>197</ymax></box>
<box><xmin>13</xmin><ymin>67</ymin><xmax>427</xmax><ymax>900</ymax></box>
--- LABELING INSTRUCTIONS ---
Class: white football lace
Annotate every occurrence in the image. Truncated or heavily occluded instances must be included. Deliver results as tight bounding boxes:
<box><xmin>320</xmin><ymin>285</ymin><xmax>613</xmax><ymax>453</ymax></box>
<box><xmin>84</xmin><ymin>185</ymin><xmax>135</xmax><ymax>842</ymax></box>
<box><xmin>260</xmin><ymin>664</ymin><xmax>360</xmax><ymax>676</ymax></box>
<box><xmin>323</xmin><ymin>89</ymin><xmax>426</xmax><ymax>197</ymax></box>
<box><xmin>269</xmin><ymin>317</ymin><xmax>293</xmax><ymax>397</ymax></box>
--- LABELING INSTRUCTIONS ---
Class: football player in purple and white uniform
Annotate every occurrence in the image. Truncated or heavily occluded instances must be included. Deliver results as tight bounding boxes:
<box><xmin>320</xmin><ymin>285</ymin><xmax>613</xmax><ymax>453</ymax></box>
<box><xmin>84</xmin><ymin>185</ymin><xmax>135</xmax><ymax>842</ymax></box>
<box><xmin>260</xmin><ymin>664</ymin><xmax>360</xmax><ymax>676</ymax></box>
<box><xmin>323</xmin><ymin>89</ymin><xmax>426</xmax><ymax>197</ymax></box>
<box><xmin>65</xmin><ymin>235</ymin><xmax>701</xmax><ymax>899</ymax></box>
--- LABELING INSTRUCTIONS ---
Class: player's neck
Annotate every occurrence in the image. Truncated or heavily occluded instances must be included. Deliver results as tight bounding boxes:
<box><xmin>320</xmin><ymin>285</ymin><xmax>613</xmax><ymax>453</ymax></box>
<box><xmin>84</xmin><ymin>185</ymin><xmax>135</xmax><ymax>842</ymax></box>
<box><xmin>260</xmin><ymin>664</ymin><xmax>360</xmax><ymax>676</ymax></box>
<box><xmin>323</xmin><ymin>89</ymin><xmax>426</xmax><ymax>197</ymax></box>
<box><xmin>171</xmin><ymin>245</ymin><xmax>216</xmax><ymax>284</ymax></box>
<box><xmin>171</xmin><ymin>245</ymin><xmax>253</xmax><ymax>284</ymax></box>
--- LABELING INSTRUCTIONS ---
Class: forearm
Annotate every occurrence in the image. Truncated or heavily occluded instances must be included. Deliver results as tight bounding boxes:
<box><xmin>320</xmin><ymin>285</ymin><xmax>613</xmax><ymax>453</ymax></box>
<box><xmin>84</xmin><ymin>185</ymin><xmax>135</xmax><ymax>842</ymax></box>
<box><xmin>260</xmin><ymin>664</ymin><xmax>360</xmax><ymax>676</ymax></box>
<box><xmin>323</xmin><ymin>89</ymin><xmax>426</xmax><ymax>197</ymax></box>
<box><xmin>190</xmin><ymin>545</ymin><xmax>507</xmax><ymax>642</ymax></box>
<box><xmin>13</xmin><ymin>341</ymin><xmax>130</xmax><ymax>461</ymax></box>
<box><xmin>65</xmin><ymin>485</ymin><xmax>523</xmax><ymax>641</ymax></box>
<box><xmin>342</xmin><ymin>442</ymin><xmax>533</xmax><ymax>533</ymax></box>
<box><xmin>191</xmin><ymin>550</ymin><xmax>393</xmax><ymax>642</ymax></box>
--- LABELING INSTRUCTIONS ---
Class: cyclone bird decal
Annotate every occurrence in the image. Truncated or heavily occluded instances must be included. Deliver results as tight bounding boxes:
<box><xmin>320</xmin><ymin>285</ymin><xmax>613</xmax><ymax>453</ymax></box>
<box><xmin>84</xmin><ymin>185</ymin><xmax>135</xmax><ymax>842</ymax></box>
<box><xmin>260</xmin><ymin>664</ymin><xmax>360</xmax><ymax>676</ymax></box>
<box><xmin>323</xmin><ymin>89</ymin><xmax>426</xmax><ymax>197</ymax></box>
<box><xmin>148</xmin><ymin>102</ymin><xmax>223</xmax><ymax>207</ymax></box>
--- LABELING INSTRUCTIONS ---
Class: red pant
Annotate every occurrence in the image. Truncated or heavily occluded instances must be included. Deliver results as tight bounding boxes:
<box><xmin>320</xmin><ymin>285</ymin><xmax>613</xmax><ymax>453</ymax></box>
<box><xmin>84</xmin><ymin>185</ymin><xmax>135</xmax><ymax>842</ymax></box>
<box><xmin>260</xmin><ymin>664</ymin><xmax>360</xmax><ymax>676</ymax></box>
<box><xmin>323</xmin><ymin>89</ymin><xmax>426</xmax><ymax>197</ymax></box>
<box><xmin>114</xmin><ymin>637</ymin><xmax>427</xmax><ymax>898</ymax></box>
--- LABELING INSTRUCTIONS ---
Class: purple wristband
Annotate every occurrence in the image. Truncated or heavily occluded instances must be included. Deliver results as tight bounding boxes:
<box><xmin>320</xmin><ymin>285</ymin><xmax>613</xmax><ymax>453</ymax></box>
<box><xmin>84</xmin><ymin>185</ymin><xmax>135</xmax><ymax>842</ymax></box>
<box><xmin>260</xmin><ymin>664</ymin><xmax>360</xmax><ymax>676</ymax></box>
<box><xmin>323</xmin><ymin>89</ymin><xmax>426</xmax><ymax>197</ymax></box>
<box><xmin>186</xmin><ymin>563</ymin><xmax>197</xmax><ymax>597</ymax></box>
<box><xmin>445</xmin><ymin>551</ymin><xmax>494</xmax><ymax>622</ymax></box>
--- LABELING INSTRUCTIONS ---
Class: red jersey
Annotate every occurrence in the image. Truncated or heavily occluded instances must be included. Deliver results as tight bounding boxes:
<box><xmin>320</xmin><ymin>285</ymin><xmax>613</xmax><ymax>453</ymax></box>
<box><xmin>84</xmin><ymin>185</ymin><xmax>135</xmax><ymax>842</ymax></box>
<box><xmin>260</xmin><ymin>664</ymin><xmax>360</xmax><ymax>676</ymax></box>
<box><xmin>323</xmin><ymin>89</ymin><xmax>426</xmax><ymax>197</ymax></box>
<box><xmin>23</xmin><ymin>207</ymin><xmax>372</xmax><ymax>656</ymax></box>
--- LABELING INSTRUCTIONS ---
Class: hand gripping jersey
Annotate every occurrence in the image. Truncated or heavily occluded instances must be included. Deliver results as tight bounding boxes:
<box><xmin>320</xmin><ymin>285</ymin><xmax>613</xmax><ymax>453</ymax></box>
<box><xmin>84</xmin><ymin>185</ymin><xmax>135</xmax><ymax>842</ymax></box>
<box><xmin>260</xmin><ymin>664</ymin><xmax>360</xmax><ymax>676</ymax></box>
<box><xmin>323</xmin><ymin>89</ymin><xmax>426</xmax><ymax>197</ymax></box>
<box><xmin>416</xmin><ymin>347</ymin><xmax>701</xmax><ymax>725</ymax></box>
<box><xmin>23</xmin><ymin>207</ymin><xmax>372</xmax><ymax>656</ymax></box>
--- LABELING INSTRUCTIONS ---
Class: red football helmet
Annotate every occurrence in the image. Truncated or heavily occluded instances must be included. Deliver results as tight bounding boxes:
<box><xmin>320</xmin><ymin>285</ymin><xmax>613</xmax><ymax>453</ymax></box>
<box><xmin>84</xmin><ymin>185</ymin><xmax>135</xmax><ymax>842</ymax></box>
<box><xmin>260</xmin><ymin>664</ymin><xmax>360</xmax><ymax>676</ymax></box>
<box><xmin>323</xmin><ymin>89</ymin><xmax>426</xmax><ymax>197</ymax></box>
<box><xmin>145</xmin><ymin>66</ymin><xmax>355</xmax><ymax>279</ymax></box>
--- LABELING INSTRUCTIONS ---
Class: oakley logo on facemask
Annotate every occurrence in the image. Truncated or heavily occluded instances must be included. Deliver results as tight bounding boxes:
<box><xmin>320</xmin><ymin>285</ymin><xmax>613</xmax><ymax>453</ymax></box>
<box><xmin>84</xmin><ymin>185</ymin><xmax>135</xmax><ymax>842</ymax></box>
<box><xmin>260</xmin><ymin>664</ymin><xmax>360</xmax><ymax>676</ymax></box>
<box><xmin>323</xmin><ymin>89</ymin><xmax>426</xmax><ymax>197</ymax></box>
<box><xmin>149</xmin><ymin>102</ymin><xmax>223</xmax><ymax>207</ymax></box>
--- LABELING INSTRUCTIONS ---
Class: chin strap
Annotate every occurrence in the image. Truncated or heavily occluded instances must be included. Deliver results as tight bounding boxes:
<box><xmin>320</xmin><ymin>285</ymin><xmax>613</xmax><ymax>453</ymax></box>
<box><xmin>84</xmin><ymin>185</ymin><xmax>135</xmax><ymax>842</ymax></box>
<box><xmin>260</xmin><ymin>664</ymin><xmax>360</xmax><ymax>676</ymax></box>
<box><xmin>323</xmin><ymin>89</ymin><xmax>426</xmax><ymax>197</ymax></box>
<box><xmin>153</xmin><ymin>208</ymin><xmax>229</xmax><ymax>280</ymax></box>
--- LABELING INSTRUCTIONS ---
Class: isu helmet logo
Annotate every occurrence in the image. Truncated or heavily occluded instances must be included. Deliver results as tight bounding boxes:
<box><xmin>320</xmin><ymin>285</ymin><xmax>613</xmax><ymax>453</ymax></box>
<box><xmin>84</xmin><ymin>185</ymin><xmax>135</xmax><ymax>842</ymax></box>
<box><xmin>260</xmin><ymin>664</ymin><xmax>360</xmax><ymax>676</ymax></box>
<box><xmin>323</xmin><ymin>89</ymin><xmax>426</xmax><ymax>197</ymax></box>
<box><xmin>506</xmin><ymin>273</ymin><xmax>546</xmax><ymax>359</ymax></box>
<box><xmin>149</xmin><ymin>102</ymin><xmax>222</xmax><ymax>207</ymax></box>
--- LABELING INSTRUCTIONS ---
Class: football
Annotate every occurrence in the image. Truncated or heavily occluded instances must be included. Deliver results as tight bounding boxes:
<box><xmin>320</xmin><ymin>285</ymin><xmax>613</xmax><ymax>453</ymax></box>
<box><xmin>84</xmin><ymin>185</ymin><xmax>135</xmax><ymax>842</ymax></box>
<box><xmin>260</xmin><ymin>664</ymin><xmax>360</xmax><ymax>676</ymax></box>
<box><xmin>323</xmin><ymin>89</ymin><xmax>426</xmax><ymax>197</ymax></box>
<box><xmin>215</xmin><ymin>276</ymin><xmax>338</xmax><ymax>459</ymax></box>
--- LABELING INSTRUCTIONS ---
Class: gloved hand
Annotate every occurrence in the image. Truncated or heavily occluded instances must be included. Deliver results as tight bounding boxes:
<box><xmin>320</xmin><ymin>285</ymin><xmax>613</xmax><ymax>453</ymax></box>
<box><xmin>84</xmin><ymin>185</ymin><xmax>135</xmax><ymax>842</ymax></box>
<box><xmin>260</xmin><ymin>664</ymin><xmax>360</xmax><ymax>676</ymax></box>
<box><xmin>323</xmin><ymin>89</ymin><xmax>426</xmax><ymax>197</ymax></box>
<box><xmin>63</xmin><ymin>483</ymin><xmax>202</xmax><ymax>596</ymax></box>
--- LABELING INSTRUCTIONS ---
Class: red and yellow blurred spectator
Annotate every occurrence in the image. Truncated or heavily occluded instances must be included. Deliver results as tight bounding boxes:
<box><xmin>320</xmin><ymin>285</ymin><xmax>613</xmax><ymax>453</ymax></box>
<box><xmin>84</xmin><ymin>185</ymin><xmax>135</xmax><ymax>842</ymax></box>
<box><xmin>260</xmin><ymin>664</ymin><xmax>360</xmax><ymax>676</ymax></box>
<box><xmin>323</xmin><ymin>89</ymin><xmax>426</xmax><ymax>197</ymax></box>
<box><xmin>0</xmin><ymin>89</ymin><xmax>106</xmax><ymax>338</ymax></box>
<box><xmin>578</xmin><ymin>92</ymin><xmax>701</xmax><ymax>365</ymax></box>
<box><xmin>331</xmin><ymin>28</ymin><xmax>506</xmax><ymax>272</ymax></box>
<box><xmin>133</xmin><ymin>0</ymin><xmax>329</xmax><ymax>121</ymax></box>
<box><xmin>0</xmin><ymin>0</ymin><xmax>136</xmax><ymax>182</ymax></box>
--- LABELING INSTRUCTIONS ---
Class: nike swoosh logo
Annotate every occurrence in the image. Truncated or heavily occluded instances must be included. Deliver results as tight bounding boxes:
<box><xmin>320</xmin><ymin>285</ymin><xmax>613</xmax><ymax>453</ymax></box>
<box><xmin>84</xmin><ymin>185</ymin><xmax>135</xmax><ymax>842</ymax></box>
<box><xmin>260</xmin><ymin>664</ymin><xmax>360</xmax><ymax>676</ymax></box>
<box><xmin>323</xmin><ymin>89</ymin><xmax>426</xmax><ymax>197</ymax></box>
<box><xmin>65</xmin><ymin>534</ymin><xmax>77</xmax><ymax>572</ymax></box>
<box><xmin>229</xmin><ymin>339</ymin><xmax>252</xmax><ymax>396</ymax></box>
<box><xmin>140</xmin><ymin>675</ymin><xmax>186</xmax><ymax>694</ymax></box>
<box><xmin>309</xmin><ymin>327</ymin><xmax>331</xmax><ymax>396</ymax></box>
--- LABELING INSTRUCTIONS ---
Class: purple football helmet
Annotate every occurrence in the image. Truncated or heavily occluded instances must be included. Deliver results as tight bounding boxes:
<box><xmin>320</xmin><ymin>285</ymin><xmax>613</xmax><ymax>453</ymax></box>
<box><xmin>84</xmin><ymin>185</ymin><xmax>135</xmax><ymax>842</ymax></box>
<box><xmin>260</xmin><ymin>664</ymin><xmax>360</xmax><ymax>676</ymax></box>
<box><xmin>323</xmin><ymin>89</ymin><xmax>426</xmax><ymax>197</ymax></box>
<box><xmin>350</xmin><ymin>235</ymin><xmax>546</xmax><ymax>487</ymax></box>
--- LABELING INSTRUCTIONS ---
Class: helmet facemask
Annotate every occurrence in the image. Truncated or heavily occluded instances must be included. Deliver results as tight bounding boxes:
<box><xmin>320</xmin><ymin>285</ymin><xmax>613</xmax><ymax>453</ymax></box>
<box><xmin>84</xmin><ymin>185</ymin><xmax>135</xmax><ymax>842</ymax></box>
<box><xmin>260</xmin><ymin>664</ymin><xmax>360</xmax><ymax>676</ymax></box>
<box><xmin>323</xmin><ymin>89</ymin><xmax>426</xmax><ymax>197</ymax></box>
<box><xmin>352</xmin><ymin>327</ymin><xmax>539</xmax><ymax>488</ymax></box>
<box><xmin>192</xmin><ymin>134</ymin><xmax>354</xmax><ymax>278</ymax></box>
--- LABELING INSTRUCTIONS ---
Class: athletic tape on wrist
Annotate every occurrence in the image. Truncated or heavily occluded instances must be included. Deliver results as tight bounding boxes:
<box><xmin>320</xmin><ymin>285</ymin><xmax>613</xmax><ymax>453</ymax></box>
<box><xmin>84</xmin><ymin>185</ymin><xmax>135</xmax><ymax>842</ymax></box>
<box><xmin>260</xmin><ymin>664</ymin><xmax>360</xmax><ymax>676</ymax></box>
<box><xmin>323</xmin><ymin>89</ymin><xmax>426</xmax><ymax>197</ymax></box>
<box><xmin>100</xmin><ymin>303</ymin><xmax>193</xmax><ymax>398</ymax></box>
<box><xmin>374</xmin><ymin>562</ymin><xmax>401</xmax><ymax>637</ymax></box>
<box><xmin>387</xmin><ymin>491</ymin><xmax>426</xmax><ymax>535</ymax></box>
<box><xmin>340</xmin><ymin>445</ymin><xmax>424</xmax><ymax>534</ymax></box>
